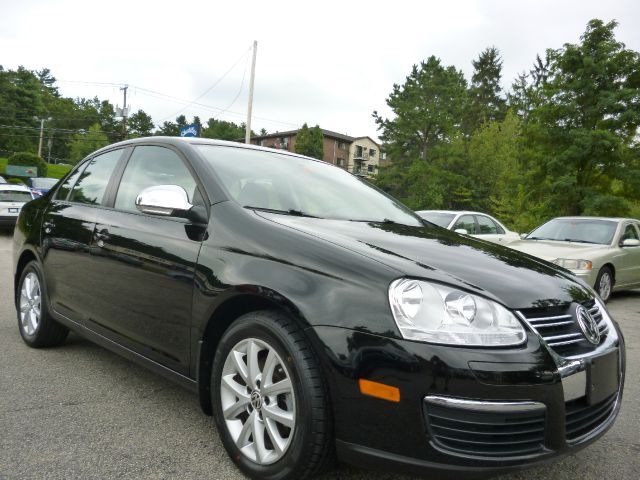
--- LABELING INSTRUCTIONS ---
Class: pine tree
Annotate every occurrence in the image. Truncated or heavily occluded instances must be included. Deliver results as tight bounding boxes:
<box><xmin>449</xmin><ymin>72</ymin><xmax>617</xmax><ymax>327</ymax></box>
<box><xmin>465</xmin><ymin>47</ymin><xmax>507</xmax><ymax>133</ymax></box>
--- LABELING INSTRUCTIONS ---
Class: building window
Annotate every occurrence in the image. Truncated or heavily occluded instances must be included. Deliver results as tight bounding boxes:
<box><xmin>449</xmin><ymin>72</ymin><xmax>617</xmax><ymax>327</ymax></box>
<box><xmin>369</xmin><ymin>148</ymin><xmax>376</xmax><ymax>157</ymax></box>
<box><xmin>275</xmin><ymin>137</ymin><xmax>289</xmax><ymax>149</ymax></box>
<box><xmin>337</xmin><ymin>158</ymin><xmax>345</xmax><ymax>167</ymax></box>
<box><xmin>368</xmin><ymin>165</ymin><xmax>375</xmax><ymax>173</ymax></box>
<box><xmin>338</xmin><ymin>142</ymin><xmax>346</xmax><ymax>150</ymax></box>
<box><xmin>355</xmin><ymin>145</ymin><xmax>364</xmax><ymax>158</ymax></box>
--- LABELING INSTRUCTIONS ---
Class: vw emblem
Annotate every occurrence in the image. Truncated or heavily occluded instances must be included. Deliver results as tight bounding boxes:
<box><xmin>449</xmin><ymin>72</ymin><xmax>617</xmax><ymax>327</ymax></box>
<box><xmin>250</xmin><ymin>390</ymin><xmax>263</xmax><ymax>410</ymax></box>
<box><xmin>575</xmin><ymin>305</ymin><xmax>600</xmax><ymax>345</ymax></box>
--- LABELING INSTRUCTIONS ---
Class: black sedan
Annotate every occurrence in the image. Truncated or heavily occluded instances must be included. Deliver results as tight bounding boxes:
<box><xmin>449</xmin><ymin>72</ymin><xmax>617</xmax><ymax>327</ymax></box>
<box><xmin>13</xmin><ymin>137</ymin><xmax>625</xmax><ymax>479</ymax></box>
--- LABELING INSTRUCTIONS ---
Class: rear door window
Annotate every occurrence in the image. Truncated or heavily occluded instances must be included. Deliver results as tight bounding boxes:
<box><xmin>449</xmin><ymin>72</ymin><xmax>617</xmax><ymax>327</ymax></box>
<box><xmin>68</xmin><ymin>150</ymin><xmax>122</xmax><ymax>205</ymax></box>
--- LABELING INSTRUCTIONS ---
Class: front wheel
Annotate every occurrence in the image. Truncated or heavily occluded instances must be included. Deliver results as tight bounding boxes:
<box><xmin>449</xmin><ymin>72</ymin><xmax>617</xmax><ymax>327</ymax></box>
<box><xmin>595</xmin><ymin>266</ymin><xmax>613</xmax><ymax>303</ymax></box>
<box><xmin>211</xmin><ymin>310</ymin><xmax>333</xmax><ymax>480</ymax></box>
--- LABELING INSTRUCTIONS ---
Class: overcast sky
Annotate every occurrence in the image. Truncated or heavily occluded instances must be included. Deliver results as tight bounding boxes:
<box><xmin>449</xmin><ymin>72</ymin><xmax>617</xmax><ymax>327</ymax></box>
<box><xmin>1</xmin><ymin>0</ymin><xmax>639</xmax><ymax>141</ymax></box>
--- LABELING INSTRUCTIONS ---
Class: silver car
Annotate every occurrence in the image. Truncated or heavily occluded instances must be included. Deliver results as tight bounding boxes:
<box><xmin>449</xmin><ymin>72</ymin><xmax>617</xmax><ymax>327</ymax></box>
<box><xmin>507</xmin><ymin>216</ymin><xmax>640</xmax><ymax>301</ymax></box>
<box><xmin>416</xmin><ymin>210</ymin><xmax>520</xmax><ymax>244</ymax></box>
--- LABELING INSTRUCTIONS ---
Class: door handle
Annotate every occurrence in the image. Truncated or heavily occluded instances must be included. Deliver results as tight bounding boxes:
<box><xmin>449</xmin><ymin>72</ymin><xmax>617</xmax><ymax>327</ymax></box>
<box><xmin>42</xmin><ymin>220</ymin><xmax>55</xmax><ymax>233</ymax></box>
<box><xmin>94</xmin><ymin>229</ymin><xmax>111</xmax><ymax>247</ymax></box>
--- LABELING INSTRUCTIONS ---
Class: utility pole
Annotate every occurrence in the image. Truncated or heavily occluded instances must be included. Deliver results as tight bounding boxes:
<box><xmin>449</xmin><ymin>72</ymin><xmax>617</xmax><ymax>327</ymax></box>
<box><xmin>35</xmin><ymin>117</ymin><xmax>52</xmax><ymax>159</ymax></box>
<box><xmin>245</xmin><ymin>41</ymin><xmax>258</xmax><ymax>144</ymax></box>
<box><xmin>120</xmin><ymin>84</ymin><xmax>129</xmax><ymax>140</ymax></box>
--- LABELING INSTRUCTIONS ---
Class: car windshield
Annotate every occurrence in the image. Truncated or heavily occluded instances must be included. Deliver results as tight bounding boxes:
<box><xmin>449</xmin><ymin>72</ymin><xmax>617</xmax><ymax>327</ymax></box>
<box><xmin>196</xmin><ymin>146</ymin><xmax>423</xmax><ymax>226</ymax></box>
<box><xmin>526</xmin><ymin>218</ymin><xmax>617</xmax><ymax>245</ymax></box>
<box><xmin>31</xmin><ymin>178</ymin><xmax>58</xmax><ymax>189</ymax></box>
<box><xmin>417</xmin><ymin>212</ymin><xmax>455</xmax><ymax>227</ymax></box>
<box><xmin>0</xmin><ymin>189</ymin><xmax>32</xmax><ymax>202</ymax></box>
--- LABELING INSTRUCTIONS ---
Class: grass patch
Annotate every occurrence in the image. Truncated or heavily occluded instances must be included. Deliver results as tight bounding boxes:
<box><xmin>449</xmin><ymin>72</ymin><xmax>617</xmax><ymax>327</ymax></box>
<box><xmin>0</xmin><ymin>157</ymin><xmax>71</xmax><ymax>180</ymax></box>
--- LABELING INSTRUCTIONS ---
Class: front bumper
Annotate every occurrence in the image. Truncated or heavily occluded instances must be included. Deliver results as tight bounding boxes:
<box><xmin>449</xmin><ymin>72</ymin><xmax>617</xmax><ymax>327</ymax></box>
<box><xmin>572</xmin><ymin>269</ymin><xmax>598</xmax><ymax>288</ymax></box>
<box><xmin>309</xmin><ymin>315</ymin><xmax>625</xmax><ymax>477</ymax></box>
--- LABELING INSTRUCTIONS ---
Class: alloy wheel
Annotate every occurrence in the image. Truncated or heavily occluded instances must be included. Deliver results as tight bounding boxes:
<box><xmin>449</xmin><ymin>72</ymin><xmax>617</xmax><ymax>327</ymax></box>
<box><xmin>220</xmin><ymin>337</ymin><xmax>296</xmax><ymax>465</ymax></box>
<box><xmin>20</xmin><ymin>272</ymin><xmax>41</xmax><ymax>336</ymax></box>
<box><xmin>598</xmin><ymin>272</ymin><xmax>612</xmax><ymax>301</ymax></box>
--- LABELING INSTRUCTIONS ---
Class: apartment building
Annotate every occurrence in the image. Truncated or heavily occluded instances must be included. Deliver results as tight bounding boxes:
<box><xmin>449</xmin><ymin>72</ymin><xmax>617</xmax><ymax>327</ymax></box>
<box><xmin>247</xmin><ymin>128</ymin><xmax>382</xmax><ymax>177</ymax></box>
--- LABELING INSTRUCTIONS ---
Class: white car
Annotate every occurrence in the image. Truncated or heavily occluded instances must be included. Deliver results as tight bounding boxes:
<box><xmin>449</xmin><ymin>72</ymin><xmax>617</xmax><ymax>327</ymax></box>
<box><xmin>416</xmin><ymin>210</ymin><xmax>520</xmax><ymax>244</ymax></box>
<box><xmin>0</xmin><ymin>184</ymin><xmax>36</xmax><ymax>229</ymax></box>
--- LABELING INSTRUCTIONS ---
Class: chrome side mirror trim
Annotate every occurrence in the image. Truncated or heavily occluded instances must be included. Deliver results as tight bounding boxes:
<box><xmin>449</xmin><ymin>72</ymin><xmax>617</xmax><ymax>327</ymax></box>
<box><xmin>135</xmin><ymin>185</ymin><xmax>193</xmax><ymax>217</ymax></box>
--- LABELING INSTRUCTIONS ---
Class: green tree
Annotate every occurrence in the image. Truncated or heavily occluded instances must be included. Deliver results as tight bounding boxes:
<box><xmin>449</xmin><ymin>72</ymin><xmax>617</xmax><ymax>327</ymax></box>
<box><xmin>372</xmin><ymin>56</ymin><xmax>467</xmax><ymax>205</ymax></box>
<box><xmin>373</xmin><ymin>56</ymin><xmax>467</xmax><ymax>164</ymax></box>
<box><xmin>201</xmin><ymin>118</ymin><xmax>245</xmax><ymax>140</ymax></box>
<box><xmin>127</xmin><ymin>109</ymin><xmax>155</xmax><ymax>137</ymax></box>
<box><xmin>465</xmin><ymin>47</ymin><xmax>507</xmax><ymax>133</ymax></box>
<box><xmin>294</xmin><ymin>123</ymin><xmax>324</xmax><ymax>159</ymax></box>
<box><xmin>524</xmin><ymin>19</ymin><xmax>640</xmax><ymax>216</ymax></box>
<box><xmin>68</xmin><ymin>123</ymin><xmax>109</xmax><ymax>163</ymax></box>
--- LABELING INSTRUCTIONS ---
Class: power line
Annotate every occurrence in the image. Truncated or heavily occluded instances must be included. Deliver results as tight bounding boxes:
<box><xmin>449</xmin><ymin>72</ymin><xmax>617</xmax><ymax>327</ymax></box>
<box><xmin>157</xmin><ymin>45</ymin><xmax>252</xmax><ymax>122</ymax></box>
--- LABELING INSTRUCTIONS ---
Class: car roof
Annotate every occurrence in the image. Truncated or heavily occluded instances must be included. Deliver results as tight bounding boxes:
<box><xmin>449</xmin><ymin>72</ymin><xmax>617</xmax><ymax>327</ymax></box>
<box><xmin>0</xmin><ymin>183</ymin><xmax>32</xmax><ymax>192</ymax></box>
<box><xmin>88</xmin><ymin>136</ymin><xmax>327</xmax><ymax>164</ymax></box>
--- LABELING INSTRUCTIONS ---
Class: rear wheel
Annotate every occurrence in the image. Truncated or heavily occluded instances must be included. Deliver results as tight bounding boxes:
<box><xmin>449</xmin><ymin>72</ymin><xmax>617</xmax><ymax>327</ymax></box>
<box><xmin>211</xmin><ymin>310</ymin><xmax>333</xmax><ymax>480</ymax></box>
<box><xmin>16</xmin><ymin>261</ymin><xmax>68</xmax><ymax>347</ymax></box>
<box><xmin>595</xmin><ymin>266</ymin><xmax>613</xmax><ymax>303</ymax></box>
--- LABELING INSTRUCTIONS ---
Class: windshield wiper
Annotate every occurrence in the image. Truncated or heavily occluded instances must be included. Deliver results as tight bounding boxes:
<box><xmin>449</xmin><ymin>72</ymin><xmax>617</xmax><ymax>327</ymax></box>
<box><xmin>243</xmin><ymin>206</ymin><xmax>319</xmax><ymax>218</ymax></box>
<box><xmin>526</xmin><ymin>236</ymin><xmax>551</xmax><ymax>240</ymax></box>
<box><xmin>349</xmin><ymin>218</ymin><xmax>397</xmax><ymax>224</ymax></box>
<box><xmin>563</xmin><ymin>238</ymin><xmax>599</xmax><ymax>244</ymax></box>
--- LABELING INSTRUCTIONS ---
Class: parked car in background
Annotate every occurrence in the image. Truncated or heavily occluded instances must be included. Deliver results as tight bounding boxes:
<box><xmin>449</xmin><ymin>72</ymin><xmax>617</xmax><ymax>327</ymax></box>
<box><xmin>416</xmin><ymin>210</ymin><xmax>520</xmax><ymax>244</ymax></box>
<box><xmin>26</xmin><ymin>177</ymin><xmax>59</xmax><ymax>196</ymax></box>
<box><xmin>0</xmin><ymin>184</ymin><xmax>36</xmax><ymax>229</ymax></box>
<box><xmin>13</xmin><ymin>138</ymin><xmax>625</xmax><ymax>479</ymax></box>
<box><xmin>0</xmin><ymin>175</ymin><xmax>7</xmax><ymax>183</ymax></box>
<box><xmin>507</xmin><ymin>217</ymin><xmax>640</xmax><ymax>301</ymax></box>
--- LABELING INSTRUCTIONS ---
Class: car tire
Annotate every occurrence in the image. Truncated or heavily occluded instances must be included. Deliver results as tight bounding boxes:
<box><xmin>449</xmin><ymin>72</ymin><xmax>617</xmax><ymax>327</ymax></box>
<box><xmin>211</xmin><ymin>310</ymin><xmax>334</xmax><ymax>480</ymax></box>
<box><xmin>595</xmin><ymin>266</ymin><xmax>613</xmax><ymax>303</ymax></box>
<box><xmin>16</xmin><ymin>261</ymin><xmax>69</xmax><ymax>348</ymax></box>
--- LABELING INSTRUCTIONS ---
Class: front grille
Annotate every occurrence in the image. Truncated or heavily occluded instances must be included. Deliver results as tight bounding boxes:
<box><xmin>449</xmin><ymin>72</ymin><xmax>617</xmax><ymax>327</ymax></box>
<box><xmin>565</xmin><ymin>393</ymin><xmax>617</xmax><ymax>441</ymax></box>
<box><xmin>520</xmin><ymin>300</ymin><xmax>608</xmax><ymax>357</ymax></box>
<box><xmin>424</xmin><ymin>403</ymin><xmax>546</xmax><ymax>458</ymax></box>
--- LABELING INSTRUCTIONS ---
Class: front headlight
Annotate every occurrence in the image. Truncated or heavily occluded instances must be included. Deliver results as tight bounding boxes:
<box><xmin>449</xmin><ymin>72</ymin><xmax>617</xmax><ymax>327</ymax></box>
<box><xmin>552</xmin><ymin>258</ymin><xmax>593</xmax><ymax>270</ymax></box>
<box><xmin>388</xmin><ymin>279</ymin><xmax>526</xmax><ymax>346</ymax></box>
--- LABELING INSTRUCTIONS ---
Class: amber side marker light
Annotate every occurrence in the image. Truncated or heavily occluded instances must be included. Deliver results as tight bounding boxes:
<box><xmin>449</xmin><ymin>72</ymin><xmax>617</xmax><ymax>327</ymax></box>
<box><xmin>359</xmin><ymin>379</ymin><xmax>401</xmax><ymax>403</ymax></box>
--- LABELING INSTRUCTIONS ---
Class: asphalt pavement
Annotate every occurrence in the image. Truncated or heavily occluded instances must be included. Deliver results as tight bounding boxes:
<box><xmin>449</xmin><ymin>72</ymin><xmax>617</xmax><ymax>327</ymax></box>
<box><xmin>0</xmin><ymin>229</ymin><xmax>638</xmax><ymax>479</ymax></box>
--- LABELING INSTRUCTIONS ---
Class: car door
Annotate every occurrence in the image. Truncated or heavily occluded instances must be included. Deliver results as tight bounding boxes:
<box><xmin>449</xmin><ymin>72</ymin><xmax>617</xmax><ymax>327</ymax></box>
<box><xmin>86</xmin><ymin>145</ymin><xmax>207</xmax><ymax>375</ymax></box>
<box><xmin>41</xmin><ymin>149</ymin><xmax>125</xmax><ymax>324</ymax></box>
<box><xmin>475</xmin><ymin>214</ymin><xmax>505</xmax><ymax>243</ymax></box>
<box><xmin>614</xmin><ymin>222</ymin><xmax>640</xmax><ymax>287</ymax></box>
<box><xmin>451</xmin><ymin>214</ymin><xmax>476</xmax><ymax>235</ymax></box>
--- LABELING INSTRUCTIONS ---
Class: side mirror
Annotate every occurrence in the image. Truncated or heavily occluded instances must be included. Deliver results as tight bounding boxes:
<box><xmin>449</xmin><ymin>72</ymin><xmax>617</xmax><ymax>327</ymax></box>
<box><xmin>454</xmin><ymin>228</ymin><xmax>469</xmax><ymax>235</ymax></box>
<box><xmin>520</xmin><ymin>233</ymin><xmax>528</xmax><ymax>239</ymax></box>
<box><xmin>621</xmin><ymin>238</ymin><xmax>640</xmax><ymax>247</ymax></box>
<box><xmin>136</xmin><ymin>185</ymin><xmax>204</xmax><ymax>222</ymax></box>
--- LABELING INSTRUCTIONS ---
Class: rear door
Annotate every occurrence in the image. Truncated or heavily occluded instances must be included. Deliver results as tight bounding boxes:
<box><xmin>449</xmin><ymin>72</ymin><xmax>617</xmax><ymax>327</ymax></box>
<box><xmin>86</xmin><ymin>145</ymin><xmax>207</xmax><ymax>374</ymax></box>
<box><xmin>41</xmin><ymin>149</ymin><xmax>125</xmax><ymax>324</ymax></box>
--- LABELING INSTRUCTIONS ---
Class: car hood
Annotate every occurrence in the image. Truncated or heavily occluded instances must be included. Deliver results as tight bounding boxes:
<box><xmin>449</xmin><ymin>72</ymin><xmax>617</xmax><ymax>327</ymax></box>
<box><xmin>258</xmin><ymin>214</ymin><xmax>593</xmax><ymax>310</ymax></box>
<box><xmin>506</xmin><ymin>240</ymin><xmax>609</xmax><ymax>261</ymax></box>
